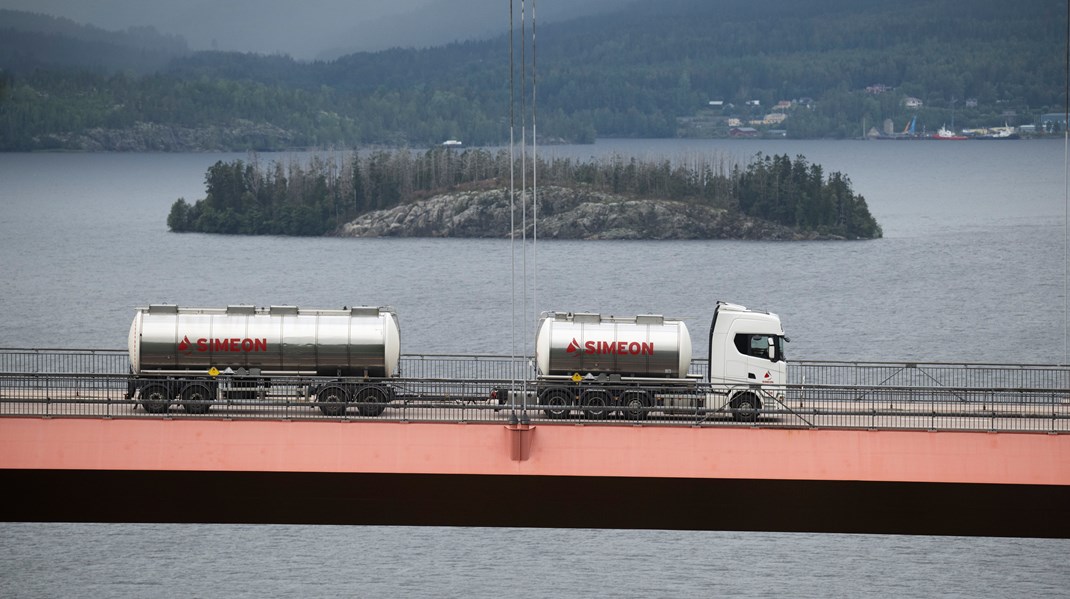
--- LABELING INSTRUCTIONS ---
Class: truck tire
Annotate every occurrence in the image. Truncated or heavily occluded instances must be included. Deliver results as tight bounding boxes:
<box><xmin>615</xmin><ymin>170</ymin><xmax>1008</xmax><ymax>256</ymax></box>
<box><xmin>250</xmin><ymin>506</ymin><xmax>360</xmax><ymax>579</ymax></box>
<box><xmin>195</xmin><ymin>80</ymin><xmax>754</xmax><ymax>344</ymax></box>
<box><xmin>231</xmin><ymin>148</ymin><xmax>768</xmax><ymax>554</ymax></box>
<box><xmin>317</xmin><ymin>385</ymin><xmax>349</xmax><ymax>416</ymax></box>
<box><xmin>181</xmin><ymin>383</ymin><xmax>214</xmax><ymax>414</ymax></box>
<box><xmin>581</xmin><ymin>390</ymin><xmax>611</xmax><ymax>420</ymax></box>
<box><xmin>355</xmin><ymin>386</ymin><xmax>388</xmax><ymax>417</ymax></box>
<box><xmin>140</xmin><ymin>384</ymin><xmax>172</xmax><ymax>414</ymax></box>
<box><xmin>621</xmin><ymin>390</ymin><xmax>650</xmax><ymax>421</ymax></box>
<box><xmin>540</xmin><ymin>388</ymin><xmax>572</xmax><ymax>419</ymax></box>
<box><xmin>731</xmin><ymin>392</ymin><xmax>761</xmax><ymax>422</ymax></box>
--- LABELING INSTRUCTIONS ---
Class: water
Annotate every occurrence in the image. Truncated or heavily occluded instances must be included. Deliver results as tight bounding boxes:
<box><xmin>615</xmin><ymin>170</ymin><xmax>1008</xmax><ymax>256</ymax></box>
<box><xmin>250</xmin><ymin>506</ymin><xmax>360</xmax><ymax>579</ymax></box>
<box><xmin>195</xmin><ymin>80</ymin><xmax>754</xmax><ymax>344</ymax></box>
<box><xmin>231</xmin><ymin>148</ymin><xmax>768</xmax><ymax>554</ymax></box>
<box><xmin>1</xmin><ymin>140</ymin><xmax>1068</xmax><ymax>596</ymax></box>
<box><xmin>1</xmin><ymin>524</ymin><xmax>1066</xmax><ymax>598</ymax></box>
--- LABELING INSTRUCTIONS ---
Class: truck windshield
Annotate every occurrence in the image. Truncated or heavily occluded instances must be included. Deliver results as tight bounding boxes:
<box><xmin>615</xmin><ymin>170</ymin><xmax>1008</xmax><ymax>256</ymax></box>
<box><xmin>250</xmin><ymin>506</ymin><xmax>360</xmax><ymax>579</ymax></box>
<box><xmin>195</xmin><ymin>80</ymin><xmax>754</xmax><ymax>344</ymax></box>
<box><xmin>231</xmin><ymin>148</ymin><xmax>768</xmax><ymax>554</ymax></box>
<box><xmin>734</xmin><ymin>334</ymin><xmax>787</xmax><ymax>362</ymax></box>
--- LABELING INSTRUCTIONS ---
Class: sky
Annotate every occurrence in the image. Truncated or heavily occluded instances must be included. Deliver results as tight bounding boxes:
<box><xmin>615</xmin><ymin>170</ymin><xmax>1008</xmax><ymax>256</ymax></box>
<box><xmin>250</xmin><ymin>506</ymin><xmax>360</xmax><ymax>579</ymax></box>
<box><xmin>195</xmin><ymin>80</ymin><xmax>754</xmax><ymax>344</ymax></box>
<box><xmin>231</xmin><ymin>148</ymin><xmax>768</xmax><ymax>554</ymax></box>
<box><xmin>0</xmin><ymin>0</ymin><xmax>629</xmax><ymax>59</ymax></box>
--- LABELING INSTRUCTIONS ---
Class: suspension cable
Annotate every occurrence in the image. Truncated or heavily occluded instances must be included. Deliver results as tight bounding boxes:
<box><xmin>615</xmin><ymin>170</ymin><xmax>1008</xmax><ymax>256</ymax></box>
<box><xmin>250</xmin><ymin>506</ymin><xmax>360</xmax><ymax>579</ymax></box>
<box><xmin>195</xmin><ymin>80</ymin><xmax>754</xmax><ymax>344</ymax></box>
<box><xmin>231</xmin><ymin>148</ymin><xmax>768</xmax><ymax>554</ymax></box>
<box><xmin>508</xmin><ymin>0</ymin><xmax>518</xmax><ymax>417</ymax></box>
<box><xmin>530</xmin><ymin>0</ymin><xmax>539</xmax><ymax>350</ymax></box>
<box><xmin>521</xmin><ymin>0</ymin><xmax>530</xmax><ymax>390</ymax></box>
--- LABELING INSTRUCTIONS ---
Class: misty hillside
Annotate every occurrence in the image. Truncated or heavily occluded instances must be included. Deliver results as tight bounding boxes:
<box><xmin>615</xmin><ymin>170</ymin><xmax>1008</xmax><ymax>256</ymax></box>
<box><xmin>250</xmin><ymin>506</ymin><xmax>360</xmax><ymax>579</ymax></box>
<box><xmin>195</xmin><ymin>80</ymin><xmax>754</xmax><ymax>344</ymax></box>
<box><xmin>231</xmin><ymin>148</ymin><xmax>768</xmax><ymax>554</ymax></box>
<box><xmin>0</xmin><ymin>0</ymin><xmax>1064</xmax><ymax>151</ymax></box>
<box><xmin>0</xmin><ymin>10</ymin><xmax>188</xmax><ymax>74</ymax></box>
<box><xmin>0</xmin><ymin>0</ymin><xmax>630</xmax><ymax>59</ymax></box>
<box><xmin>316</xmin><ymin>0</ymin><xmax>629</xmax><ymax>59</ymax></box>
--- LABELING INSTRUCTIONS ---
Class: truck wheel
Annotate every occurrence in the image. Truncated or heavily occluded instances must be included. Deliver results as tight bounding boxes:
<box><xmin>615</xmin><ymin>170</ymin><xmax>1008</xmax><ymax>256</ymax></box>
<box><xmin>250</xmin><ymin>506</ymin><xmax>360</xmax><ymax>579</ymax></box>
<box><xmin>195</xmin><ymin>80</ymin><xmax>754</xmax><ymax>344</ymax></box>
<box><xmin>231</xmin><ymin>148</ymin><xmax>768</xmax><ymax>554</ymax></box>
<box><xmin>621</xmin><ymin>391</ymin><xmax>650</xmax><ymax>421</ymax></box>
<box><xmin>140</xmin><ymin>384</ymin><xmax>172</xmax><ymax>414</ymax></box>
<box><xmin>540</xmin><ymin>389</ymin><xmax>572</xmax><ymax>419</ymax></box>
<box><xmin>355</xmin><ymin>386</ymin><xmax>388</xmax><ymax>417</ymax></box>
<box><xmin>581</xmin><ymin>390</ymin><xmax>610</xmax><ymax>420</ymax></box>
<box><xmin>181</xmin><ymin>383</ymin><xmax>214</xmax><ymax>414</ymax></box>
<box><xmin>731</xmin><ymin>392</ymin><xmax>761</xmax><ymax>422</ymax></box>
<box><xmin>317</xmin><ymin>385</ymin><xmax>349</xmax><ymax>416</ymax></box>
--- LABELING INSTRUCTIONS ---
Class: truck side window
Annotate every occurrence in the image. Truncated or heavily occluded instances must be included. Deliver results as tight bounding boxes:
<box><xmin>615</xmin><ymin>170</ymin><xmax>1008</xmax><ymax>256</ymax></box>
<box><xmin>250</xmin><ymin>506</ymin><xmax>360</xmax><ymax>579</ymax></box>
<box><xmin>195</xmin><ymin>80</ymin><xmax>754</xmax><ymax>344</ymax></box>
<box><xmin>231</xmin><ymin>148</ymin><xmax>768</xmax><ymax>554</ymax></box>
<box><xmin>733</xmin><ymin>333</ymin><xmax>770</xmax><ymax>360</ymax></box>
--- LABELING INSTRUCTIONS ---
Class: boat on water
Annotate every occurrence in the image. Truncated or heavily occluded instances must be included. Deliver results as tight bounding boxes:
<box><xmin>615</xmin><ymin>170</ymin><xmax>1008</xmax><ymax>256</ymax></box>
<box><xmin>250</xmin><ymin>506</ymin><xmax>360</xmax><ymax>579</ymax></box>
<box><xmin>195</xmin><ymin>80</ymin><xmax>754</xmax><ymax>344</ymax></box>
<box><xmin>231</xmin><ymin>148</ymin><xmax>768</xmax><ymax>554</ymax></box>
<box><xmin>932</xmin><ymin>125</ymin><xmax>967</xmax><ymax>140</ymax></box>
<box><xmin>974</xmin><ymin>125</ymin><xmax>1020</xmax><ymax>140</ymax></box>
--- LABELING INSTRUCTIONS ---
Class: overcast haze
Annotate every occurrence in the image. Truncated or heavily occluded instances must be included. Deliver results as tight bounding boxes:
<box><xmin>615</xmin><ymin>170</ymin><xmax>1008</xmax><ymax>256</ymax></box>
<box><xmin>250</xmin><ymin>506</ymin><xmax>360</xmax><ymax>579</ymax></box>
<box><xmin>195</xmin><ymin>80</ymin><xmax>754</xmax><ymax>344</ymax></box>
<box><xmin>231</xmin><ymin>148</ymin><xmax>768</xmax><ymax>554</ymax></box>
<box><xmin>0</xmin><ymin>0</ymin><xmax>629</xmax><ymax>59</ymax></box>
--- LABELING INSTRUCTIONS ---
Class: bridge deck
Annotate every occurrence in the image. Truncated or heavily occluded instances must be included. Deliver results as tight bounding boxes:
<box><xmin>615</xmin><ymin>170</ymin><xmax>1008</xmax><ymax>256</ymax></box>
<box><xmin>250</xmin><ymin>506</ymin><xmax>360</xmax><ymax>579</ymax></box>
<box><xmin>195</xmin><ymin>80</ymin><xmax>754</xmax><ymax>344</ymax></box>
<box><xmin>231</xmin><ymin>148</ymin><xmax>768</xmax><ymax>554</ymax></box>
<box><xmin>1</xmin><ymin>350</ymin><xmax>1068</xmax><ymax>536</ymax></box>
<box><xmin>1</xmin><ymin>416</ymin><xmax>1068</xmax><ymax>537</ymax></box>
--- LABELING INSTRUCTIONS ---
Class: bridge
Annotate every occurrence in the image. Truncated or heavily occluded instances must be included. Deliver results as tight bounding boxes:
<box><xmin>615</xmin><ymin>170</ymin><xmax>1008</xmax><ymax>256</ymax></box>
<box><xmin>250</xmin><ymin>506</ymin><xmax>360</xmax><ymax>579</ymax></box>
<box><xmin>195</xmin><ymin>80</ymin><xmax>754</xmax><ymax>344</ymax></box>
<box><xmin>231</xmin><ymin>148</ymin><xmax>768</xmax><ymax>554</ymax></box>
<box><xmin>1</xmin><ymin>349</ymin><xmax>1068</xmax><ymax>538</ymax></box>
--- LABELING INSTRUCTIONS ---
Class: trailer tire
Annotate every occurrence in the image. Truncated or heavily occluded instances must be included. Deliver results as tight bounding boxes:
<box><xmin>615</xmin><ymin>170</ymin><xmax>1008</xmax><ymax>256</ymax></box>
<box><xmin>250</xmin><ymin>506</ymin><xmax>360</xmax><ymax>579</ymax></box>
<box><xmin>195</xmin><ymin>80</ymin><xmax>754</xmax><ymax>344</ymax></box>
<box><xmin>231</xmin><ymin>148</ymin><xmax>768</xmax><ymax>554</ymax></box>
<box><xmin>140</xmin><ymin>384</ymin><xmax>172</xmax><ymax>414</ymax></box>
<box><xmin>581</xmin><ymin>390</ymin><xmax>611</xmax><ymax>420</ymax></box>
<box><xmin>731</xmin><ymin>392</ymin><xmax>761</xmax><ymax>422</ymax></box>
<box><xmin>540</xmin><ymin>388</ymin><xmax>572</xmax><ymax>419</ymax></box>
<box><xmin>355</xmin><ymin>386</ymin><xmax>388</xmax><ymax>417</ymax></box>
<box><xmin>621</xmin><ymin>391</ymin><xmax>650</xmax><ymax>421</ymax></box>
<box><xmin>317</xmin><ymin>385</ymin><xmax>349</xmax><ymax>416</ymax></box>
<box><xmin>181</xmin><ymin>383</ymin><xmax>214</xmax><ymax>414</ymax></box>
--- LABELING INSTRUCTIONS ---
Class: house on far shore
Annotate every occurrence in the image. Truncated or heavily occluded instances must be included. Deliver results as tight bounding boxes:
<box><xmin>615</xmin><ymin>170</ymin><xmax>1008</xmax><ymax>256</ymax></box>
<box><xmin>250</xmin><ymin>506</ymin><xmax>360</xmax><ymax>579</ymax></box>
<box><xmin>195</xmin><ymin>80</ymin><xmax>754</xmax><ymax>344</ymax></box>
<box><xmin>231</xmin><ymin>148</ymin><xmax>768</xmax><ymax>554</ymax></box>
<box><xmin>903</xmin><ymin>96</ymin><xmax>924</xmax><ymax>109</ymax></box>
<box><xmin>729</xmin><ymin>126</ymin><xmax>760</xmax><ymax>138</ymax></box>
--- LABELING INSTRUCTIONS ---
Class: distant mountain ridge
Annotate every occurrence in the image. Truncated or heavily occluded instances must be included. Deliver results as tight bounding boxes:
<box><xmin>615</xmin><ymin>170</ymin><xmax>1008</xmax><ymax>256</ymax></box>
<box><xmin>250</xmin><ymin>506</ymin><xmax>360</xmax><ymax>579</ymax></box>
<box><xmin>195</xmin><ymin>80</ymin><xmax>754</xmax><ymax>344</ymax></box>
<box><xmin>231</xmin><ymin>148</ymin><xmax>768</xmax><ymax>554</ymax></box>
<box><xmin>0</xmin><ymin>9</ymin><xmax>188</xmax><ymax>74</ymax></box>
<box><xmin>0</xmin><ymin>0</ymin><xmax>1063</xmax><ymax>150</ymax></box>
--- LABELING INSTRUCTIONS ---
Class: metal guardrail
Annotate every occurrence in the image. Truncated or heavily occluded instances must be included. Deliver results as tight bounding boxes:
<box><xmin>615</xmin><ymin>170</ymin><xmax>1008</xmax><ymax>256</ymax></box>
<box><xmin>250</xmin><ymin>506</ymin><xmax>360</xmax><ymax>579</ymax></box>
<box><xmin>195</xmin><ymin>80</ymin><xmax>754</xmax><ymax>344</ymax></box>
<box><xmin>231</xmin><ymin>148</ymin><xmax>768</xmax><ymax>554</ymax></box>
<box><xmin>401</xmin><ymin>353</ymin><xmax>531</xmax><ymax>380</ymax></box>
<box><xmin>0</xmin><ymin>348</ymin><xmax>129</xmax><ymax>374</ymax></box>
<box><xmin>0</xmin><ymin>372</ymin><xmax>1067</xmax><ymax>433</ymax></box>
<box><xmin>789</xmin><ymin>360</ymin><xmax>1070</xmax><ymax>390</ymax></box>
<box><xmin>2</xmin><ymin>348</ymin><xmax>1068</xmax><ymax>390</ymax></box>
<box><xmin>0</xmin><ymin>349</ymin><xmax>1067</xmax><ymax>433</ymax></box>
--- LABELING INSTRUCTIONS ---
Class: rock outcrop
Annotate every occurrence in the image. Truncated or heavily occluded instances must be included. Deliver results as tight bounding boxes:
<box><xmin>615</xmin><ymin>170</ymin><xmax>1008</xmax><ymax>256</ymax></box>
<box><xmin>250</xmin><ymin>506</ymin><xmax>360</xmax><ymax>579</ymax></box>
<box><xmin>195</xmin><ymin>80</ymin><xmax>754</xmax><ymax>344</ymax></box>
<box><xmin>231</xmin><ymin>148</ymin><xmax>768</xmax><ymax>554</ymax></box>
<box><xmin>334</xmin><ymin>186</ymin><xmax>828</xmax><ymax>240</ymax></box>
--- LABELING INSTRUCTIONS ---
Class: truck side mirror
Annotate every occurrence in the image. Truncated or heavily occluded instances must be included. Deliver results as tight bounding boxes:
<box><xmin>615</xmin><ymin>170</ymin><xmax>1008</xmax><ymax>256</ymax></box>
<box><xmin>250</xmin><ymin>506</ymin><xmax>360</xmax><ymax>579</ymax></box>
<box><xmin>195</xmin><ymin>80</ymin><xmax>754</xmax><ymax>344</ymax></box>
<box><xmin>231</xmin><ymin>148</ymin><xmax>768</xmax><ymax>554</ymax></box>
<box><xmin>767</xmin><ymin>340</ymin><xmax>776</xmax><ymax>360</ymax></box>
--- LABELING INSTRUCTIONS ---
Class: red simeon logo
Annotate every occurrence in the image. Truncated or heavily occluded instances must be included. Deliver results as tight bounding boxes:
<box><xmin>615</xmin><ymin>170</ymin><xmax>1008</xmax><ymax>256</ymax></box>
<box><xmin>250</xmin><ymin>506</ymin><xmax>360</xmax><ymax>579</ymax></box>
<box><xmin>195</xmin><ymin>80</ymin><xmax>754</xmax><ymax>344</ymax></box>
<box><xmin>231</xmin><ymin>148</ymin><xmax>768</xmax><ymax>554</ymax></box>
<box><xmin>178</xmin><ymin>336</ymin><xmax>268</xmax><ymax>353</ymax></box>
<box><xmin>567</xmin><ymin>338</ymin><xmax>654</xmax><ymax>356</ymax></box>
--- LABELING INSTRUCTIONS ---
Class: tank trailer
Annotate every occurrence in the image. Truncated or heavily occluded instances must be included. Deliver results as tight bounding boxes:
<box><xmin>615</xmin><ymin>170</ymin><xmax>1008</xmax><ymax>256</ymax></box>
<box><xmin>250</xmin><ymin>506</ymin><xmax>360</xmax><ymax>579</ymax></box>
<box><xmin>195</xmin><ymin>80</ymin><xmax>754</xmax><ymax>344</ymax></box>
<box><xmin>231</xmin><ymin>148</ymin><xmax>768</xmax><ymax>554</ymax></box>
<box><xmin>126</xmin><ymin>304</ymin><xmax>400</xmax><ymax>415</ymax></box>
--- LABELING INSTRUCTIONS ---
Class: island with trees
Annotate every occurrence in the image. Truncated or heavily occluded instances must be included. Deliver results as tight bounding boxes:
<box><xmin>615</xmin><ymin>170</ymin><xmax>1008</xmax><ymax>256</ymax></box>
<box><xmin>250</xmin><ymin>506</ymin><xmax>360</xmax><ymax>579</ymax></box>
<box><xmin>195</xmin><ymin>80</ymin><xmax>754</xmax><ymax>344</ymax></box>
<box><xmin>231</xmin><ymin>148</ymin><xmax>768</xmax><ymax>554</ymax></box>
<box><xmin>167</xmin><ymin>150</ymin><xmax>882</xmax><ymax>240</ymax></box>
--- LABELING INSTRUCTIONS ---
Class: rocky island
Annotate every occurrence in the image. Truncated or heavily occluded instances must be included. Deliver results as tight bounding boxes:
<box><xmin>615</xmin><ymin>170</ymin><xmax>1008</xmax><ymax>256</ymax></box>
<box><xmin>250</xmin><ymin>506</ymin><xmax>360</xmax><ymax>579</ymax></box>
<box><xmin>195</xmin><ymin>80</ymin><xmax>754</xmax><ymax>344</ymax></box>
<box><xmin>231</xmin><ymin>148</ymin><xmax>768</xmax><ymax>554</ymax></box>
<box><xmin>167</xmin><ymin>149</ymin><xmax>882</xmax><ymax>240</ymax></box>
<box><xmin>336</xmin><ymin>186</ymin><xmax>823</xmax><ymax>240</ymax></box>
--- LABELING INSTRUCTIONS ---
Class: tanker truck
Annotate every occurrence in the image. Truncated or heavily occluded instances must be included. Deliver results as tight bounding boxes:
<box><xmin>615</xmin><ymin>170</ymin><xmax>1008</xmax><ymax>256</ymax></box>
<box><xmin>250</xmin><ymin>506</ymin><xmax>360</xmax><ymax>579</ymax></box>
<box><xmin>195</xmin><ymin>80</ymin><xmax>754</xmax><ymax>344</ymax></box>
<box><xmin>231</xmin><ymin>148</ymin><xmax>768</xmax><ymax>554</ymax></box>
<box><xmin>126</xmin><ymin>304</ymin><xmax>401</xmax><ymax>416</ymax></box>
<box><xmin>529</xmin><ymin>301</ymin><xmax>788</xmax><ymax>421</ymax></box>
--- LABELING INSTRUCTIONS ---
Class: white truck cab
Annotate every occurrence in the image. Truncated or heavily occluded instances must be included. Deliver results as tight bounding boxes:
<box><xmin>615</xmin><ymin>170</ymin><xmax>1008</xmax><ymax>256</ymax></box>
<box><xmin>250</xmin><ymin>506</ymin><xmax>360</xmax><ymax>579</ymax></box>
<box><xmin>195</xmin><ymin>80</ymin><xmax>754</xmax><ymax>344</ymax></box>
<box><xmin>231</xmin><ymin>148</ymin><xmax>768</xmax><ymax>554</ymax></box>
<box><xmin>707</xmin><ymin>301</ymin><xmax>789</xmax><ymax>420</ymax></box>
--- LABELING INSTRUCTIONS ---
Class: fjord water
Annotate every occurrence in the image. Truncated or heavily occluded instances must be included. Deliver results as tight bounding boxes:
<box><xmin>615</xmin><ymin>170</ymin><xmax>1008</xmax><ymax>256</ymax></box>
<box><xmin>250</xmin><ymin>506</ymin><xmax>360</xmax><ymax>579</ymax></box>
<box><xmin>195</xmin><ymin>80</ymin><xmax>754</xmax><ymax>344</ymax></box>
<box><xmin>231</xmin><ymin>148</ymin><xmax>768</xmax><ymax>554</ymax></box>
<box><xmin>1</xmin><ymin>139</ymin><xmax>1067</xmax><ymax>597</ymax></box>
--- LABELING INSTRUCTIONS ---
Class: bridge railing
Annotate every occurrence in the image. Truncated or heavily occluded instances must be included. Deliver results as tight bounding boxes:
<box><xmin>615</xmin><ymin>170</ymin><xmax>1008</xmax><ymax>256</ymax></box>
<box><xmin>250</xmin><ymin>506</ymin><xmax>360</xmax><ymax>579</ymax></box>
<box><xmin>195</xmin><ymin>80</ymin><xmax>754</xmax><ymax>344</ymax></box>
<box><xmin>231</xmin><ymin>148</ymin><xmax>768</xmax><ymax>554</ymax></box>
<box><xmin>0</xmin><ymin>348</ymin><xmax>128</xmax><ymax>374</ymax></box>
<box><xmin>2</xmin><ymin>348</ymin><xmax>1067</xmax><ymax>392</ymax></box>
<box><xmin>1</xmin><ymin>371</ymin><xmax>1066</xmax><ymax>433</ymax></box>
<box><xmin>789</xmin><ymin>360</ymin><xmax>1070</xmax><ymax>390</ymax></box>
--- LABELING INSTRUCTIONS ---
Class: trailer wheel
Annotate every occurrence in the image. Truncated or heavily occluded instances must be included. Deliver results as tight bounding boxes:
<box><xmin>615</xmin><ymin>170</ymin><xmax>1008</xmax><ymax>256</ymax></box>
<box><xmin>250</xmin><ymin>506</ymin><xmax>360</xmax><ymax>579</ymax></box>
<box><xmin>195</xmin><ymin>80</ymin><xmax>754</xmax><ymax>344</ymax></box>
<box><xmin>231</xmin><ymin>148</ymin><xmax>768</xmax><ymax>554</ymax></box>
<box><xmin>355</xmin><ymin>386</ymin><xmax>388</xmax><ymax>417</ymax></box>
<box><xmin>140</xmin><ymin>384</ymin><xmax>172</xmax><ymax>414</ymax></box>
<box><xmin>621</xmin><ymin>391</ymin><xmax>650</xmax><ymax>421</ymax></box>
<box><xmin>181</xmin><ymin>383</ymin><xmax>214</xmax><ymax>414</ymax></box>
<box><xmin>731</xmin><ymin>392</ymin><xmax>761</xmax><ymax>422</ymax></box>
<box><xmin>581</xmin><ymin>390</ymin><xmax>611</xmax><ymax>420</ymax></box>
<box><xmin>316</xmin><ymin>385</ymin><xmax>349</xmax><ymax>416</ymax></box>
<box><xmin>540</xmin><ymin>388</ymin><xmax>572</xmax><ymax>419</ymax></box>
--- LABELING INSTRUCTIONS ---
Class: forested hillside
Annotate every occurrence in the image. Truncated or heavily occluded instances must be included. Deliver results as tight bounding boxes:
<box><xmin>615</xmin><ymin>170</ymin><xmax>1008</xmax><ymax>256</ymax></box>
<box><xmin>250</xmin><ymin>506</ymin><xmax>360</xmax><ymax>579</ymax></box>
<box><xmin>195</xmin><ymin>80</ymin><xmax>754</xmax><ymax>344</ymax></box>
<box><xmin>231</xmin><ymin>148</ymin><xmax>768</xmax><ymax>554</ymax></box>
<box><xmin>0</xmin><ymin>0</ymin><xmax>1063</xmax><ymax>150</ymax></box>
<box><xmin>0</xmin><ymin>10</ymin><xmax>188</xmax><ymax>74</ymax></box>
